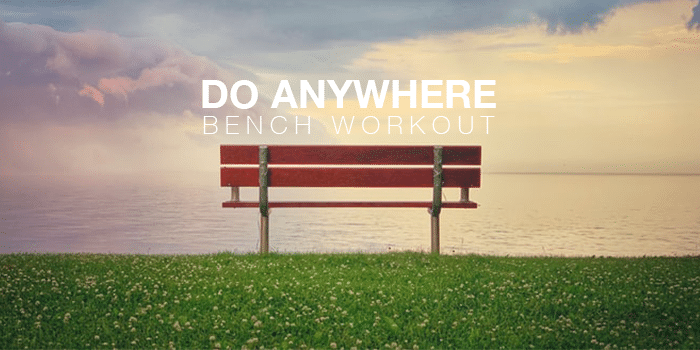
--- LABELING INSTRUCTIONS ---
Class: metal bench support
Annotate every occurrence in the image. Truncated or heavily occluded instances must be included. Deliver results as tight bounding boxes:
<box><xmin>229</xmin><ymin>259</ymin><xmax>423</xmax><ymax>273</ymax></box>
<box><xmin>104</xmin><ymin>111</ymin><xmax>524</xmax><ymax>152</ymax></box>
<box><xmin>259</xmin><ymin>145</ymin><xmax>269</xmax><ymax>253</ymax></box>
<box><xmin>431</xmin><ymin>146</ymin><xmax>443</xmax><ymax>254</ymax></box>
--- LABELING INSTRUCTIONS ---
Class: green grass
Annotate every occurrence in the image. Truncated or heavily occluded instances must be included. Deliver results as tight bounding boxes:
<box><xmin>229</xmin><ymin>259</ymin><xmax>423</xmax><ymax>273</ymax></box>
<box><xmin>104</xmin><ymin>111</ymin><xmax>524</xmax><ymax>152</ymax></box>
<box><xmin>1</xmin><ymin>252</ymin><xmax>699</xmax><ymax>349</ymax></box>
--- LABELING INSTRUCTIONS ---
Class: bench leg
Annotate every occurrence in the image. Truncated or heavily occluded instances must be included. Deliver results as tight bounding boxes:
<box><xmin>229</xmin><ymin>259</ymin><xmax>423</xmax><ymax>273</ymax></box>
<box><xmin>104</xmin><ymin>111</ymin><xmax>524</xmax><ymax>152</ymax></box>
<box><xmin>260</xmin><ymin>215</ymin><xmax>269</xmax><ymax>254</ymax></box>
<box><xmin>431</xmin><ymin>146</ymin><xmax>443</xmax><ymax>255</ymax></box>
<box><xmin>259</xmin><ymin>145</ymin><xmax>270</xmax><ymax>254</ymax></box>
<box><xmin>431</xmin><ymin>215</ymin><xmax>440</xmax><ymax>254</ymax></box>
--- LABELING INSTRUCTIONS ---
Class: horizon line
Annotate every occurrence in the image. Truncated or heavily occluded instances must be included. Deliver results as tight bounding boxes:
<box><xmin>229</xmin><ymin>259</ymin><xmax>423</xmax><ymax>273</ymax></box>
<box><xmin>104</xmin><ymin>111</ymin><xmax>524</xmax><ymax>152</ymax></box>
<box><xmin>486</xmin><ymin>171</ymin><xmax>700</xmax><ymax>176</ymax></box>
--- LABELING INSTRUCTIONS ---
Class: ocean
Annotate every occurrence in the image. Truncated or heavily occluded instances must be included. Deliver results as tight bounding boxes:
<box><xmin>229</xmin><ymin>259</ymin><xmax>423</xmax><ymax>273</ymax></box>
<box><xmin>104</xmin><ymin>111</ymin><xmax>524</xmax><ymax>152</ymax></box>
<box><xmin>1</xmin><ymin>173</ymin><xmax>698</xmax><ymax>256</ymax></box>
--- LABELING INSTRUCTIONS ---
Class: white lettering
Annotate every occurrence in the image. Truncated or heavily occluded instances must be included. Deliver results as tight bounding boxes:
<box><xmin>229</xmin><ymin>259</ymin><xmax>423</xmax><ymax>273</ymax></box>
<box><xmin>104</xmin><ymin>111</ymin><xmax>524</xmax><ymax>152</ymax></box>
<box><xmin>230</xmin><ymin>80</ymin><xmax>258</xmax><ymax>109</ymax></box>
<box><xmin>327</xmin><ymin>80</ymin><xmax>353</xmax><ymax>108</ymax></box>
<box><xmin>362</xmin><ymin>116</ymin><xmax>380</xmax><ymax>134</ymax></box>
<box><xmin>271</xmin><ymin>80</ymin><xmax>297</xmax><ymax>108</ymax></box>
<box><xmin>421</xmin><ymin>80</ymin><xmax>443</xmax><ymax>108</ymax></box>
<box><xmin>432</xmin><ymin>116</ymin><xmax>450</xmax><ymax>134</ymax></box>
<box><xmin>331</xmin><ymin>116</ymin><xmax>355</xmax><ymax>134</ymax></box>
<box><xmin>202</xmin><ymin>80</ymin><xmax>227</xmax><ymax>108</ymax></box>
<box><xmin>388</xmin><ymin>116</ymin><xmax>402</xmax><ymax>134</ymax></box>
<box><xmin>481</xmin><ymin>115</ymin><xmax>494</xmax><ymax>133</ymax></box>
<box><xmin>411</xmin><ymin>116</ymin><xmax>425</xmax><ymax>134</ymax></box>
<box><xmin>459</xmin><ymin>116</ymin><xmax>473</xmax><ymax>134</ymax></box>
<box><xmin>392</xmin><ymin>80</ymin><xmax>417</xmax><ymax>108</ymax></box>
<box><xmin>247</xmin><ymin>116</ymin><xmax>262</xmax><ymax>134</ymax></box>
<box><xmin>271</xmin><ymin>116</ymin><xmax>288</xmax><ymax>134</ymax></box>
<box><xmin>475</xmin><ymin>80</ymin><xmax>496</xmax><ymax>108</ymax></box>
<box><xmin>355</xmin><ymin>80</ymin><xmax>389</xmax><ymax>108</ymax></box>
<box><xmin>300</xmin><ymin>80</ymin><xmax>324</xmax><ymax>108</ymax></box>
<box><xmin>203</xmin><ymin>116</ymin><xmax>218</xmax><ymax>134</ymax></box>
<box><xmin>226</xmin><ymin>116</ymin><xmax>239</xmax><ymax>134</ymax></box>
<box><xmin>447</xmin><ymin>80</ymin><xmax>470</xmax><ymax>108</ymax></box>
<box><xmin>296</xmin><ymin>116</ymin><xmax>311</xmax><ymax>134</ymax></box>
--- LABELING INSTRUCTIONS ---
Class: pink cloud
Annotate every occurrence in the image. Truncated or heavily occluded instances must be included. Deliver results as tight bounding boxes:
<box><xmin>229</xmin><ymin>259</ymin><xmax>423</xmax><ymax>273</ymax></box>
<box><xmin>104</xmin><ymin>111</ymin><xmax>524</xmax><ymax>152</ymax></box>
<box><xmin>0</xmin><ymin>20</ymin><xmax>331</xmax><ymax>176</ymax></box>
<box><xmin>0</xmin><ymin>20</ymin><xmax>250</xmax><ymax>122</ymax></box>
<box><xmin>78</xmin><ymin>84</ymin><xmax>105</xmax><ymax>106</ymax></box>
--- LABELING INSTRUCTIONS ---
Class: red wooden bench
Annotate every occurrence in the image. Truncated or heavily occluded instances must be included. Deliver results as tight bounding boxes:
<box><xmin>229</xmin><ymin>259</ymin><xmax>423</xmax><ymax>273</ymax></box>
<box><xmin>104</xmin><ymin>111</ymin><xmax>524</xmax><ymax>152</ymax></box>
<box><xmin>220</xmin><ymin>145</ymin><xmax>481</xmax><ymax>254</ymax></box>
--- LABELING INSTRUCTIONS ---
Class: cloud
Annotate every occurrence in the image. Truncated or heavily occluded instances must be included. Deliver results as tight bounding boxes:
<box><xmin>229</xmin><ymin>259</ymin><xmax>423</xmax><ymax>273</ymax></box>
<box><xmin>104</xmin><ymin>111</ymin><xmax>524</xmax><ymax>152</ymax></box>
<box><xmin>0</xmin><ymin>20</ymin><xmax>332</xmax><ymax>175</ymax></box>
<box><xmin>326</xmin><ymin>0</ymin><xmax>700</xmax><ymax>173</ymax></box>
<box><xmin>0</xmin><ymin>20</ymin><xmax>241</xmax><ymax>123</ymax></box>
<box><xmin>77</xmin><ymin>84</ymin><xmax>104</xmax><ymax>106</ymax></box>
<box><xmin>508</xmin><ymin>43</ymin><xmax>653</xmax><ymax>62</ymax></box>
<box><xmin>688</xmin><ymin>0</ymin><xmax>700</xmax><ymax>29</ymax></box>
<box><xmin>0</xmin><ymin>0</ymin><xmax>97</xmax><ymax>31</ymax></box>
<box><xmin>533</xmin><ymin>1</ymin><xmax>612</xmax><ymax>34</ymax></box>
<box><xmin>41</xmin><ymin>0</ymin><xmax>666</xmax><ymax>62</ymax></box>
<box><xmin>5</xmin><ymin>1</ymin><xmax>693</xmax><ymax>81</ymax></box>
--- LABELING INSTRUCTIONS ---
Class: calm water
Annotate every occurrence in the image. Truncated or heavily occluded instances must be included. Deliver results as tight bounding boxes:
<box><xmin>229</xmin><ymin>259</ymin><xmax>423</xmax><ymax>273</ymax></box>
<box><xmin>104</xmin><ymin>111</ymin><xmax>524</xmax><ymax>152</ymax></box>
<box><xmin>1</xmin><ymin>173</ymin><xmax>699</xmax><ymax>256</ymax></box>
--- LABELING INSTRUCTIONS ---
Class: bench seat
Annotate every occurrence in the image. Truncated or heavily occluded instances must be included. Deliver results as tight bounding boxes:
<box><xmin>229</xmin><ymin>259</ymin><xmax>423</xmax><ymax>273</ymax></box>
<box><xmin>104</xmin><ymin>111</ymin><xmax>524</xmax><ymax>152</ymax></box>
<box><xmin>220</xmin><ymin>145</ymin><xmax>481</xmax><ymax>254</ymax></box>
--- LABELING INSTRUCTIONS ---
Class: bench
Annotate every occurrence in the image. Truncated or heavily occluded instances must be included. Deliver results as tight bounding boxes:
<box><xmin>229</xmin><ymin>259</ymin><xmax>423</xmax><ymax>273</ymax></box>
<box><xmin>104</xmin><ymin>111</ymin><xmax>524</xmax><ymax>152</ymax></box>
<box><xmin>220</xmin><ymin>145</ymin><xmax>481</xmax><ymax>254</ymax></box>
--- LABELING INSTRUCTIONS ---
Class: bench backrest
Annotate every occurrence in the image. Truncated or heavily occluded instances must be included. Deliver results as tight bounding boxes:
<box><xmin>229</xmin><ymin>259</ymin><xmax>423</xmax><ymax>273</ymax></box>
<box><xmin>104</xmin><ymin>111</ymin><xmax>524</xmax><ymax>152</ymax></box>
<box><xmin>220</xmin><ymin>145</ymin><xmax>481</xmax><ymax>188</ymax></box>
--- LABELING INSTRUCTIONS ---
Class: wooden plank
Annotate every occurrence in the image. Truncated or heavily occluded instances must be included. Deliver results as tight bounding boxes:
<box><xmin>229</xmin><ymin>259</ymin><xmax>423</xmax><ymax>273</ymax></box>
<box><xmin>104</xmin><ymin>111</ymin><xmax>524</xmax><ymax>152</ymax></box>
<box><xmin>443</xmin><ymin>146</ymin><xmax>481</xmax><ymax>166</ymax></box>
<box><xmin>220</xmin><ymin>145</ymin><xmax>258</xmax><ymax>165</ymax></box>
<box><xmin>220</xmin><ymin>145</ymin><xmax>481</xmax><ymax>165</ymax></box>
<box><xmin>221</xmin><ymin>167</ymin><xmax>480</xmax><ymax>188</ymax></box>
<box><xmin>223</xmin><ymin>201</ymin><xmax>478</xmax><ymax>208</ymax></box>
<box><xmin>220</xmin><ymin>167</ymin><xmax>258</xmax><ymax>186</ymax></box>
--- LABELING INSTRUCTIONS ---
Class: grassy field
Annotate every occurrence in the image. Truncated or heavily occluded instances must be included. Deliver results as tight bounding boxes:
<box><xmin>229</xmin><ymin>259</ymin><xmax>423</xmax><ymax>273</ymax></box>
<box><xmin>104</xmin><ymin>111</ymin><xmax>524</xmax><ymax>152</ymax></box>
<box><xmin>1</xmin><ymin>252</ymin><xmax>699</xmax><ymax>349</ymax></box>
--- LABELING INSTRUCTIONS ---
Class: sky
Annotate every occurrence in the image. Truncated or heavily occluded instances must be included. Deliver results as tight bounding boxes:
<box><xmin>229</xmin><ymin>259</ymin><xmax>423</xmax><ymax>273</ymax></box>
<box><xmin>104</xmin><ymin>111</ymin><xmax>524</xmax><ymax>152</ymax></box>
<box><xmin>2</xmin><ymin>0</ymin><xmax>700</xmax><ymax>177</ymax></box>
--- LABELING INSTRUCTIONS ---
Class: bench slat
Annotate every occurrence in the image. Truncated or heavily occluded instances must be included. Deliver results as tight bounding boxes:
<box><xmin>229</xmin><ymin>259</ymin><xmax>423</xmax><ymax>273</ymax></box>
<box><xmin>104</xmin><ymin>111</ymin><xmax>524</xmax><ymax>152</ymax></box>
<box><xmin>222</xmin><ymin>201</ymin><xmax>478</xmax><ymax>208</ymax></box>
<box><xmin>220</xmin><ymin>167</ymin><xmax>480</xmax><ymax>188</ymax></box>
<box><xmin>220</xmin><ymin>145</ymin><xmax>481</xmax><ymax>165</ymax></box>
